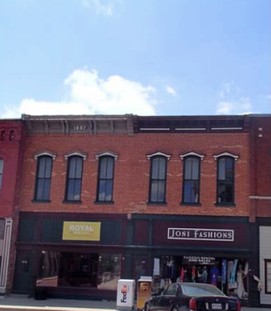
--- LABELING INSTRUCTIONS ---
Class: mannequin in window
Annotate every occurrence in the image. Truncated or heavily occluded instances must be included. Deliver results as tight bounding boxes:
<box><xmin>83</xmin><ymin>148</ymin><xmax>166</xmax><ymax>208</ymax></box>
<box><xmin>236</xmin><ymin>264</ymin><xmax>246</xmax><ymax>298</ymax></box>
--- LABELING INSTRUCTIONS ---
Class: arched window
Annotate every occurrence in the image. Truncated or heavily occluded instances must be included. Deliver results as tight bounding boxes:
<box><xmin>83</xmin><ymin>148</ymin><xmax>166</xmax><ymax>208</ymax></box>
<box><xmin>96</xmin><ymin>156</ymin><xmax>115</xmax><ymax>202</ymax></box>
<box><xmin>65</xmin><ymin>155</ymin><xmax>83</xmax><ymax>202</ymax></box>
<box><xmin>182</xmin><ymin>156</ymin><xmax>200</xmax><ymax>204</ymax></box>
<box><xmin>34</xmin><ymin>155</ymin><xmax>53</xmax><ymax>201</ymax></box>
<box><xmin>217</xmin><ymin>156</ymin><xmax>235</xmax><ymax>205</ymax></box>
<box><xmin>149</xmin><ymin>155</ymin><xmax>168</xmax><ymax>203</ymax></box>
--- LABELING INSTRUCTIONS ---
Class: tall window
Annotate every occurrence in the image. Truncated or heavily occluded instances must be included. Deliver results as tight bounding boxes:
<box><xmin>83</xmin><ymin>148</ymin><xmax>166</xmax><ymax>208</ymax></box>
<box><xmin>34</xmin><ymin>156</ymin><xmax>53</xmax><ymax>201</ymax></box>
<box><xmin>182</xmin><ymin>156</ymin><xmax>200</xmax><ymax>204</ymax></box>
<box><xmin>97</xmin><ymin>156</ymin><xmax>114</xmax><ymax>202</ymax></box>
<box><xmin>149</xmin><ymin>156</ymin><xmax>167</xmax><ymax>203</ymax></box>
<box><xmin>217</xmin><ymin>156</ymin><xmax>234</xmax><ymax>204</ymax></box>
<box><xmin>65</xmin><ymin>156</ymin><xmax>83</xmax><ymax>201</ymax></box>
<box><xmin>0</xmin><ymin>159</ymin><xmax>3</xmax><ymax>189</ymax></box>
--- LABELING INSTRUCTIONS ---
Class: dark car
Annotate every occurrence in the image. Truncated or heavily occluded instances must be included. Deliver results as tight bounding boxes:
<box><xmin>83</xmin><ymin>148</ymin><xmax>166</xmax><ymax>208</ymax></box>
<box><xmin>144</xmin><ymin>282</ymin><xmax>241</xmax><ymax>311</ymax></box>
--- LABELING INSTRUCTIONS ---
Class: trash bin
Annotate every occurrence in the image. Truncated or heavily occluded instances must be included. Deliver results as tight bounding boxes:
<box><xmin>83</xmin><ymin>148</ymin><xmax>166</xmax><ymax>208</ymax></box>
<box><xmin>136</xmin><ymin>276</ymin><xmax>152</xmax><ymax>311</ymax></box>
<box><xmin>116</xmin><ymin>279</ymin><xmax>135</xmax><ymax>310</ymax></box>
<box><xmin>34</xmin><ymin>286</ymin><xmax>47</xmax><ymax>300</ymax></box>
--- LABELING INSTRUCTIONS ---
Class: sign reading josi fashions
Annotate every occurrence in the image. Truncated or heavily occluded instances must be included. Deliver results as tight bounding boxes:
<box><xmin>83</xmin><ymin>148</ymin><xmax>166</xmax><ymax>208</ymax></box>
<box><xmin>62</xmin><ymin>221</ymin><xmax>101</xmax><ymax>241</ymax></box>
<box><xmin>167</xmin><ymin>227</ymin><xmax>234</xmax><ymax>242</ymax></box>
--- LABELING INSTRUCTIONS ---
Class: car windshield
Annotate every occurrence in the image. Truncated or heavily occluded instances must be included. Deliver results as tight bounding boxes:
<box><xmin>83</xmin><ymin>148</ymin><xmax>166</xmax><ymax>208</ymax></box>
<box><xmin>181</xmin><ymin>284</ymin><xmax>226</xmax><ymax>297</ymax></box>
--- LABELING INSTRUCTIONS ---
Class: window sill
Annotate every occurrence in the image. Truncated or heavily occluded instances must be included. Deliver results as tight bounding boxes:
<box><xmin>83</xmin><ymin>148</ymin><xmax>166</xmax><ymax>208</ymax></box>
<box><xmin>32</xmin><ymin>199</ymin><xmax>51</xmax><ymax>203</ymax></box>
<box><xmin>147</xmin><ymin>202</ymin><xmax>167</xmax><ymax>206</ymax></box>
<box><xmin>180</xmin><ymin>202</ymin><xmax>201</xmax><ymax>206</ymax></box>
<box><xmin>94</xmin><ymin>201</ymin><xmax>114</xmax><ymax>205</ymax></box>
<box><xmin>62</xmin><ymin>200</ymin><xmax>82</xmax><ymax>204</ymax></box>
<box><xmin>215</xmin><ymin>203</ymin><xmax>236</xmax><ymax>207</ymax></box>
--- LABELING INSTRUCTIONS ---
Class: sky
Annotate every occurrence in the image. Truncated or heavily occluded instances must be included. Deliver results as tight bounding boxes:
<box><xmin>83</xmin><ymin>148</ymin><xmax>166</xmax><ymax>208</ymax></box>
<box><xmin>0</xmin><ymin>0</ymin><xmax>270</xmax><ymax>118</ymax></box>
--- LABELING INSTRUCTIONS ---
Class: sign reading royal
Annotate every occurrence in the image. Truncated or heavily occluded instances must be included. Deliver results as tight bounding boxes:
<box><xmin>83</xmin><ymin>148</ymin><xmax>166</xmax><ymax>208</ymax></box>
<box><xmin>167</xmin><ymin>227</ymin><xmax>234</xmax><ymax>242</ymax></box>
<box><xmin>62</xmin><ymin>221</ymin><xmax>101</xmax><ymax>241</ymax></box>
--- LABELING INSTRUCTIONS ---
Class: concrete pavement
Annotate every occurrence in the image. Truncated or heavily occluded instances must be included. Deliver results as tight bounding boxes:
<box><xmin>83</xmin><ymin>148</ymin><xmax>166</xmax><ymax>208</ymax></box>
<box><xmin>0</xmin><ymin>295</ymin><xmax>270</xmax><ymax>311</ymax></box>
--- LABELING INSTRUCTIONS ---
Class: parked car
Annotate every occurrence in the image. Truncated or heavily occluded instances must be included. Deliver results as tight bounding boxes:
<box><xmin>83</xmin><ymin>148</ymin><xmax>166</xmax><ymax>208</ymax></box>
<box><xmin>144</xmin><ymin>282</ymin><xmax>241</xmax><ymax>311</ymax></box>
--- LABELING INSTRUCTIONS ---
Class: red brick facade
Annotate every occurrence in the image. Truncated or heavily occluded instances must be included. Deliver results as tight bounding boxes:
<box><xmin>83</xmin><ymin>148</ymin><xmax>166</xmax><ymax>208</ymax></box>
<box><xmin>0</xmin><ymin>120</ymin><xmax>24</xmax><ymax>293</ymax></box>
<box><xmin>20</xmin><ymin>119</ymin><xmax>250</xmax><ymax>218</ymax></box>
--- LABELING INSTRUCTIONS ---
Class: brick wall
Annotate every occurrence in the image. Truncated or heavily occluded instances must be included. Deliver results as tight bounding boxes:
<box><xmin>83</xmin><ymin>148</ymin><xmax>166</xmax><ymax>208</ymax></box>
<box><xmin>20</xmin><ymin>131</ymin><xmax>250</xmax><ymax>217</ymax></box>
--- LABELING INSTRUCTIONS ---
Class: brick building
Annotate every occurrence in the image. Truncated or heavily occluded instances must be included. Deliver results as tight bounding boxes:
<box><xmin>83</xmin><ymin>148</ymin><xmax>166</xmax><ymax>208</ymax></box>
<box><xmin>13</xmin><ymin>114</ymin><xmax>259</xmax><ymax>305</ymax></box>
<box><xmin>249</xmin><ymin>115</ymin><xmax>271</xmax><ymax>307</ymax></box>
<box><xmin>0</xmin><ymin>119</ymin><xmax>24</xmax><ymax>294</ymax></box>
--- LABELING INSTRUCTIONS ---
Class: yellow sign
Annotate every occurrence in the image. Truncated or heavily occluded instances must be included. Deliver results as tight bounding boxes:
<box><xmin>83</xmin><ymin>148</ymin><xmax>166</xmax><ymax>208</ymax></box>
<box><xmin>62</xmin><ymin>221</ymin><xmax>101</xmax><ymax>241</ymax></box>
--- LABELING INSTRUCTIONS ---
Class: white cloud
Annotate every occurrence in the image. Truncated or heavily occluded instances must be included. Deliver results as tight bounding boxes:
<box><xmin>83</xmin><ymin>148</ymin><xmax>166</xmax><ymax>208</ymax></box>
<box><xmin>82</xmin><ymin>0</ymin><xmax>115</xmax><ymax>16</ymax></box>
<box><xmin>166</xmin><ymin>86</ymin><xmax>177</xmax><ymax>96</ymax></box>
<box><xmin>216</xmin><ymin>82</ymin><xmax>252</xmax><ymax>115</ymax></box>
<box><xmin>1</xmin><ymin>69</ymin><xmax>157</xmax><ymax>118</ymax></box>
<box><xmin>216</xmin><ymin>101</ymin><xmax>234</xmax><ymax>114</ymax></box>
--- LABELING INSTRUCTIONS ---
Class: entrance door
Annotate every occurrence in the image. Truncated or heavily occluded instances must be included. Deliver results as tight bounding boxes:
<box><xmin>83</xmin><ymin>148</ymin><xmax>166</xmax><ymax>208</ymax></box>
<box><xmin>13</xmin><ymin>251</ymin><xmax>33</xmax><ymax>293</ymax></box>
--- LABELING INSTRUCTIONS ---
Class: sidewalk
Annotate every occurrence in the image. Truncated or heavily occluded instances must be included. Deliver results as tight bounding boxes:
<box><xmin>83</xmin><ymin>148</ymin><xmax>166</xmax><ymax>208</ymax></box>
<box><xmin>0</xmin><ymin>295</ymin><xmax>270</xmax><ymax>311</ymax></box>
<box><xmin>0</xmin><ymin>295</ymin><xmax>117</xmax><ymax>311</ymax></box>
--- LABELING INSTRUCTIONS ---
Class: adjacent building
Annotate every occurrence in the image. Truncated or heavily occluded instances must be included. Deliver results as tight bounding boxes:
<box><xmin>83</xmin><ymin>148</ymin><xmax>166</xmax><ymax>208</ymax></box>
<box><xmin>249</xmin><ymin>115</ymin><xmax>271</xmax><ymax>307</ymax></box>
<box><xmin>0</xmin><ymin>120</ymin><xmax>24</xmax><ymax>294</ymax></box>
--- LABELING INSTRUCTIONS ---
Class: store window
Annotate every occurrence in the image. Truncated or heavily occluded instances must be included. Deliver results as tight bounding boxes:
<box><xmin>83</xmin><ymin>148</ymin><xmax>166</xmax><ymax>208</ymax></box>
<box><xmin>34</xmin><ymin>155</ymin><xmax>53</xmax><ymax>201</ymax></box>
<box><xmin>37</xmin><ymin>251</ymin><xmax>121</xmax><ymax>290</ymax></box>
<box><xmin>265</xmin><ymin>259</ymin><xmax>271</xmax><ymax>294</ymax></box>
<box><xmin>0</xmin><ymin>159</ymin><xmax>3</xmax><ymax>189</ymax></box>
<box><xmin>154</xmin><ymin>256</ymin><xmax>249</xmax><ymax>300</ymax></box>
<box><xmin>216</xmin><ymin>156</ymin><xmax>235</xmax><ymax>205</ymax></box>
<box><xmin>182</xmin><ymin>156</ymin><xmax>200</xmax><ymax>204</ymax></box>
<box><xmin>65</xmin><ymin>155</ymin><xmax>83</xmax><ymax>202</ymax></box>
<box><xmin>149</xmin><ymin>155</ymin><xmax>168</xmax><ymax>203</ymax></box>
<box><xmin>96</xmin><ymin>155</ymin><xmax>115</xmax><ymax>203</ymax></box>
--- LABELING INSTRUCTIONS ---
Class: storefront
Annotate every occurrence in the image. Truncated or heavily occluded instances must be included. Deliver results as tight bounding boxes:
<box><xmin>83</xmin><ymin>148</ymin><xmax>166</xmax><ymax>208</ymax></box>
<box><xmin>13</xmin><ymin>212</ymin><xmax>128</xmax><ymax>300</ymax></box>
<box><xmin>13</xmin><ymin>212</ymin><xmax>256</xmax><ymax>305</ymax></box>
<box><xmin>130</xmin><ymin>214</ymin><xmax>253</xmax><ymax>306</ymax></box>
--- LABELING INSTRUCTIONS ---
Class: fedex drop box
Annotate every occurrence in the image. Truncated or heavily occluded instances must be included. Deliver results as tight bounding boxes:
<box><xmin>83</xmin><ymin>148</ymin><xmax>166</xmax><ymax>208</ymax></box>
<box><xmin>116</xmin><ymin>279</ymin><xmax>135</xmax><ymax>310</ymax></box>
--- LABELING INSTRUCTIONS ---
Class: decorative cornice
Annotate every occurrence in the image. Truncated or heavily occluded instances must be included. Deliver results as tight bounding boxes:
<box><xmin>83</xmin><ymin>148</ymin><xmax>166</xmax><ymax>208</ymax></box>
<box><xmin>34</xmin><ymin>151</ymin><xmax>57</xmax><ymax>160</ymax></box>
<box><xmin>147</xmin><ymin>152</ymin><xmax>171</xmax><ymax>160</ymax></box>
<box><xmin>95</xmin><ymin>152</ymin><xmax>118</xmax><ymax>160</ymax></box>
<box><xmin>180</xmin><ymin>152</ymin><xmax>205</xmax><ymax>160</ymax></box>
<box><xmin>213</xmin><ymin>152</ymin><xmax>239</xmax><ymax>160</ymax></box>
<box><xmin>64</xmin><ymin>151</ymin><xmax>87</xmax><ymax>160</ymax></box>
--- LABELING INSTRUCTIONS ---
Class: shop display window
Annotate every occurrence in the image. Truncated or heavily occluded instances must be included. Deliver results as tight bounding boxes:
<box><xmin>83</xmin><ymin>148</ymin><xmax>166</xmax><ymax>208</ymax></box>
<box><xmin>265</xmin><ymin>259</ymin><xmax>271</xmax><ymax>294</ymax></box>
<box><xmin>37</xmin><ymin>251</ymin><xmax>121</xmax><ymax>290</ymax></box>
<box><xmin>154</xmin><ymin>256</ymin><xmax>249</xmax><ymax>300</ymax></box>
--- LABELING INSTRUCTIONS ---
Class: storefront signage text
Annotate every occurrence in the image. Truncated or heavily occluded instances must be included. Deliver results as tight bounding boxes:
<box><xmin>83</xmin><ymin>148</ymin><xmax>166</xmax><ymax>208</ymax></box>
<box><xmin>167</xmin><ymin>228</ymin><xmax>234</xmax><ymax>242</ymax></box>
<box><xmin>62</xmin><ymin>221</ymin><xmax>101</xmax><ymax>241</ymax></box>
<box><xmin>183</xmin><ymin>256</ymin><xmax>216</xmax><ymax>265</ymax></box>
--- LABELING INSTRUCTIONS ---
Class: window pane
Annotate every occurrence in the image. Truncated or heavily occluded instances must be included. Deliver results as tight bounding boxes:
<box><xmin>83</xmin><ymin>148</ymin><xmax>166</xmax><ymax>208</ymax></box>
<box><xmin>0</xmin><ymin>159</ymin><xmax>3</xmax><ymax>189</ymax></box>
<box><xmin>97</xmin><ymin>157</ymin><xmax>114</xmax><ymax>202</ymax></box>
<box><xmin>218</xmin><ymin>182</ymin><xmax>233</xmax><ymax>203</ymax></box>
<box><xmin>0</xmin><ymin>160</ymin><xmax>3</xmax><ymax>173</ymax></box>
<box><xmin>35</xmin><ymin>156</ymin><xmax>52</xmax><ymax>201</ymax></box>
<box><xmin>150</xmin><ymin>156</ymin><xmax>167</xmax><ymax>203</ymax></box>
<box><xmin>151</xmin><ymin>158</ymin><xmax>160</xmax><ymax>179</ymax></box>
<box><xmin>75</xmin><ymin>158</ymin><xmax>83</xmax><ymax>178</ymax></box>
<box><xmin>66</xmin><ymin>157</ymin><xmax>83</xmax><ymax>201</ymax></box>
<box><xmin>218</xmin><ymin>158</ymin><xmax>226</xmax><ymax>180</ymax></box>
<box><xmin>183</xmin><ymin>180</ymin><xmax>199</xmax><ymax>203</ymax></box>
<box><xmin>44</xmin><ymin>158</ymin><xmax>52</xmax><ymax>178</ymax></box>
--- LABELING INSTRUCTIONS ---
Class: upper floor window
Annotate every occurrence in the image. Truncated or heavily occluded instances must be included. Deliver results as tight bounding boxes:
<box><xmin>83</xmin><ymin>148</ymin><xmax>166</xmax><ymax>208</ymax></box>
<box><xmin>34</xmin><ymin>156</ymin><xmax>53</xmax><ymax>201</ymax></box>
<box><xmin>0</xmin><ymin>159</ymin><xmax>3</xmax><ymax>189</ymax></box>
<box><xmin>216</xmin><ymin>156</ymin><xmax>235</xmax><ymax>205</ymax></box>
<box><xmin>96</xmin><ymin>156</ymin><xmax>115</xmax><ymax>203</ymax></box>
<box><xmin>182</xmin><ymin>156</ymin><xmax>200</xmax><ymax>204</ymax></box>
<box><xmin>148</xmin><ymin>154</ymin><xmax>169</xmax><ymax>203</ymax></box>
<box><xmin>65</xmin><ymin>155</ymin><xmax>84</xmax><ymax>202</ymax></box>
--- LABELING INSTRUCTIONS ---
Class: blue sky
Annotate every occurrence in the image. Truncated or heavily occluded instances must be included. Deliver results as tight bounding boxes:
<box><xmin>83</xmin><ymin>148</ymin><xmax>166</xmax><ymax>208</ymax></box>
<box><xmin>0</xmin><ymin>0</ymin><xmax>270</xmax><ymax>118</ymax></box>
